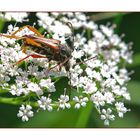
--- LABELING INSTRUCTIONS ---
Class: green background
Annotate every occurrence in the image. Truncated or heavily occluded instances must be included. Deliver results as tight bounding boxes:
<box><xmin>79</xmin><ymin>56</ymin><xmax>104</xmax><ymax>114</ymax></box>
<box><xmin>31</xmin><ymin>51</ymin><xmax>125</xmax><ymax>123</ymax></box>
<box><xmin>0</xmin><ymin>12</ymin><xmax>140</xmax><ymax>128</ymax></box>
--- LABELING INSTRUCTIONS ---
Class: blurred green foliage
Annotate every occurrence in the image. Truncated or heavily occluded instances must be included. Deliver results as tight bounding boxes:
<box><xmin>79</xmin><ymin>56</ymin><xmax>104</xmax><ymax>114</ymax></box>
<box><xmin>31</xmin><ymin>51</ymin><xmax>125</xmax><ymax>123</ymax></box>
<box><xmin>0</xmin><ymin>12</ymin><xmax>140</xmax><ymax>128</ymax></box>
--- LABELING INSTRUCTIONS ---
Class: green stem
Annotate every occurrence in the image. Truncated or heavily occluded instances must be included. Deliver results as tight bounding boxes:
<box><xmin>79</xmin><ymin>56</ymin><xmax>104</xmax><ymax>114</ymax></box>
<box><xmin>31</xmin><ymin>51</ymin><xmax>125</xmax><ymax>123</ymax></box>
<box><xmin>90</xmin><ymin>13</ymin><xmax>130</xmax><ymax>21</ymax></box>
<box><xmin>0</xmin><ymin>97</ymin><xmax>27</xmax><ymax>106</ymax></box>
<box><xmin>0</xmin><ymin>89</ymin><xmax>9</xmax><ymax>94</ymax></box>
<box><xmin>0</xmin><ymin>96</ymin><xmax>76</xmax><ymax>109</ymax></box>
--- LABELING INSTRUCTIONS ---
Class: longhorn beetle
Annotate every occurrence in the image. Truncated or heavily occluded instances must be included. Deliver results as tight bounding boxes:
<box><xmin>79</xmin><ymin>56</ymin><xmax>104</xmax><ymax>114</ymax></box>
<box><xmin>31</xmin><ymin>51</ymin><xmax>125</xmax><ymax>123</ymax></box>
<box><xmin>0</xmin><ymin>22</ymin><xmax>74</xmax><ymax>71</ymax></box>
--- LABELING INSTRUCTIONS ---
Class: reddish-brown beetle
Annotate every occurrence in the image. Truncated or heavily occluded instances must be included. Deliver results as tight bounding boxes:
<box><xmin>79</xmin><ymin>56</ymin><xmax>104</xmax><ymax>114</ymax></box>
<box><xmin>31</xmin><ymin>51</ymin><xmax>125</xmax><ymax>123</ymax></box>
<box><xmin>0</xmin><ymin>23</ymin><xmax>74</xmax><ymax>70</ymax></box>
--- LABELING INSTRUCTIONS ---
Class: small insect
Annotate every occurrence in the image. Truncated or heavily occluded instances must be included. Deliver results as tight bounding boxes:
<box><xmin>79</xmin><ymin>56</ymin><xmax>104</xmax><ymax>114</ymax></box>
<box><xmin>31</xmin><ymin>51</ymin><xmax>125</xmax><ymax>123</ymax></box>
<box><xmin>0</xmin><ymin>22</ymin><xmax>74</xmax><ymax>71</ymax></box>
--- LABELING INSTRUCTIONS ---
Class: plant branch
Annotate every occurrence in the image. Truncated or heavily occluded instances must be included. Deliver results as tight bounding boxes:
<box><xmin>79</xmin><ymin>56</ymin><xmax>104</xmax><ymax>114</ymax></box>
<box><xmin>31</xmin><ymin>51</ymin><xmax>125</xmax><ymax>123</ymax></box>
<box><xmin>90</xmin><ymin>12</ymin><xmax>131</xmax><ymax>21</ymax></box>
<box><xmin>0</xmin><ymin>96</ymin><xmax>75</xmax><ymax>109</ymax></box>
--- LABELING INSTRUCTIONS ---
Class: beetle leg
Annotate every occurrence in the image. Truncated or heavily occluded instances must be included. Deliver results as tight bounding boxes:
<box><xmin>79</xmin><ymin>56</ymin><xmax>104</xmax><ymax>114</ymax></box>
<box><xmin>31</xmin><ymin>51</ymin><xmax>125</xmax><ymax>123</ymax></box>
<box><xmin>0</xmin><ymin>25</ymin><xmax>43</xmax><ymax>39</ymax></box>
<box><xmin>21</xmin><ymin>45</ymin><xmax>27</xmax><ymax>53</ymax></box>
<box><xmin>15</xmin><ymin>54</ymin><xmax>48</xmax><ymax>65</ymax></box>
<box><xmin>12</xmin><ymin>25</ymin><xmax>43</xmax><ymax>37</ymax></box>
<box><xmin>45</xmin><ymin>57</ymin><xmax>70</xmax><ymax>75</ymax></box>
<box><xmin>0</xmin><ymin>33</ymin><xmax>24</xmax><ymax>40</ymax></box>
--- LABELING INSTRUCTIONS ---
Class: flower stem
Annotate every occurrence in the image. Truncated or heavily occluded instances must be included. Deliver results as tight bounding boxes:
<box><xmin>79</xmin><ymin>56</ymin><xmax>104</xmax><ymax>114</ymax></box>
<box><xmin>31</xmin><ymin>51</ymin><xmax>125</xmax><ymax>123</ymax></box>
<box><xmin>0</xmin><ymin>96</ymin><xmax>76</xmax><ymax>109</ymax></box>
<box><xmin>0</xmin><ymin>97</ymin><xmax>25</xmax><ymax>106</ymax></box>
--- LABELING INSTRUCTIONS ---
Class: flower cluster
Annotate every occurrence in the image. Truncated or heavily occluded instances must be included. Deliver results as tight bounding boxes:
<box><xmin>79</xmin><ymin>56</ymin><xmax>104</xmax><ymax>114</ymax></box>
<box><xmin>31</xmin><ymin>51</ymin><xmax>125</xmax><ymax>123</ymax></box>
<box><xmin>0</xmin><ymin>12</ymin><xmax>132</xmax><ymax>126</ymax></box>
<box><xmin>0</xmin><ymin>12</ymin><xmax>28</xmax><ymax>22</ymax></box>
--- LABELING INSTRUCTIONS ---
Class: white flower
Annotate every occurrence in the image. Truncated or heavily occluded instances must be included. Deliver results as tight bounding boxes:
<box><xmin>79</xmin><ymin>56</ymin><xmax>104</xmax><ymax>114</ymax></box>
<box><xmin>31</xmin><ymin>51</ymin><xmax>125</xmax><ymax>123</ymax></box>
<box><xmin>121</xmin><ymin>87</ymin><xmax>131</xmax><ymax>100</ymax></box>
<box><xmin>86</xmin><ymin>59</ymin><xmax>102</xmax><ymax>69</ymax></box>
<box><xmin>36</xmin><ymin>12</ymin><xmax>54</xmax><ymax>27</ymax></box>
<box><xmin>10</xmin><ymin>85</ymin><xmax>25</xmax><ymax>96</ymax></box>
<box><xmin>28</xmin><ymin>65</ymin><xmax>39</xmax><ymax>76</ymax></box>
<box><xmin>110</xmin><ymin>34</ymin><xmax>121</xmax><ymax>46</ymax></box>
<box><xmin>38</xmin><ymin>96</ymin><xmax>53</xmax><ymax>111</ymax></box>
<box><xmin>112</xmin><ymin>69</ymin><xmax>130</xmax><ymax>86</ymax></box>
<box><xmin>112</xmin><ymin>85</ymin><xmax>121</xmax><ymax>96</ymax></box>
<box><xmin>85</xmin><ymin>67</ymin><xmax>93</xmax><ymax>77</ymax></box>
<box><xmin>83</xmin><ymin>21</ymin><xmax>97</xmax><ymax>30</ymax></box>
<box><xmin>91</xmin><ymin>91</ymin><xmax>105</xmax><ymax>107</ymax></box>
<box><xmin>15</xmin><ymin>75</ymin><xmax>29</xmax><ymax>86</ymax></box>
<box><xmin>7</xmin><ymin>24</ymin><xmax>19</xmax><ymax>34</ymax></box>
<box><xmin>27</xmin><ymin>82</ymin><xmax>43</xmax><ymax>95</ymax></box>
<box><xmin>74</xmin><ymin>34</ymin><xmax>87</xmax><ymax>46</ymax></box>
<box><xmin>83</xmin><ymin>82</ymin><xmax>97</xmax><ymax>94</ymax></box>
<box><xmin>79</xmin><ymin>76</ymin><xmax>89</xmax><ymax>85</ymax></box>
<box><xmin>71</xmin><ymin>50</ymin><xmax>84</xmax><ymax>59</ymax></box>
<box><xmin>85</xmin><ymin>67</ymin><xmax>102</xmax><ymax>81</ymax></box>
<box><xmin>51</xmin><ymin>21</ymin><xmax>71</xmax><ymax>36</ymax></box>
<box><xmin>115</xmin><ymin>102</ymin><xmax>129</xmax><ymax>118</ymax></box>
<box><xmin>112</xmin><ymin>72</ymin><xmax>125</xmax><ymax>85</ymax></box>
<box><xmin>17</xmin><ymin>105</ymin><xmax>34</xmax><ymax>122</ymax></box>
<box><xmin>100</xmin><ymin>25</ymin><xmax>114</xmax><ymax>37</ymax></box>
<box><xmin>112</xmin><ymin>86</ymin><xmax>131</xmax><ymax>100</ymax></box>
<box><xmin>73</xmin><ymin>96</ymin><xmax>88</xmax><ymax>109</ymax></box>
<box><xmin>75</xmin><ymin>12</ymin><xmax>86</xmax><ymax>21</ymax></box>
<box><xmin>70</xmin><ymin>73</ymin><xmax>79</xmax><ymax>87</ymax></box>
<box><xmin>101</xmin><ymin>108</ymin><xmax>115</xmax><ymax>126</ymax></box>
<box><xmin>39</xmin><ymin>79</ymin><xmax>56</xmax><ymax>92</ymax></box>
<box><xmin>92</xmin><ymin>71</ymin><xmax>102</xmax><ymax>81</ymax></box>
<box><xmin>4</xmin><ymin>12</ymin><xmax>28</xmax><ymax>22</ymax></box>
<box><xmin>93</xmin><ymin>30</ymin><xmax>104</xmax><ymax>41</ymax></box>
<box><xmin>104</xmin><ymin>92</ymin><xmax>115</xmax><ymax>104</ymax></box>
<box><xmin>72</xmin><ymin>65</ymin><xmax>83</xmax><ymax>74</ymax></box>
<box><xmin>83</xmin><ymin>40</ymin><xmax>97</xmax><ymax>56</ymax></box>
<box><xmin>102</xmin><ymin>78</ymin><xmax>116</xmax><ymax>89</ymax></box>
<box><xmin>100</xmin><ymin>64</ymin><xmax>111</xmax><ymax>78</ymax></box>
<box><xmin>58</xmin><ymin>94</ymin><xmax>71</xmax><ymax>109</ymax></box>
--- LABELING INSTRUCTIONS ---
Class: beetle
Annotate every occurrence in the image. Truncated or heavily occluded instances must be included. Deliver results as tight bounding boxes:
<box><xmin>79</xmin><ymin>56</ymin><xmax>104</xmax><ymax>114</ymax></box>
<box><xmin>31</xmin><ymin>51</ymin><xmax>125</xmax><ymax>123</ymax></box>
<box><xmin>0</xmin><ymin>23</ymin><xmax>74</xmax><ymax>71</ymax></box>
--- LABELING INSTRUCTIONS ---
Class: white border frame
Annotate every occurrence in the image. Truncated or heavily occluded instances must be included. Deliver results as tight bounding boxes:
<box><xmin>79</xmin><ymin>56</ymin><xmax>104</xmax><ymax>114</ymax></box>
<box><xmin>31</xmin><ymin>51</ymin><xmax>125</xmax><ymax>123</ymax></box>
<box><xmin>0</xmin><ymin>0</ymin><xmax>140</xmax><ymax>11</ymax></box>
<box><xmin>0</xmin><ymin>129</ymin><xmax>140</xmax><ymax>140</ymax></box>
<box><xmin>0</xmin><ymin>1</ymin><xmax>140</xmax><ymax>140</ymax></box>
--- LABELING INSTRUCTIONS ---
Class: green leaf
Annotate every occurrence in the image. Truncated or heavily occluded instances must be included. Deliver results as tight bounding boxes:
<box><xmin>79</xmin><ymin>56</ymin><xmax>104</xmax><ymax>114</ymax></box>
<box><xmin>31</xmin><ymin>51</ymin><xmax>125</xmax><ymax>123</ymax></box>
<box><xmin>19</xmin><ymin>109</ymin><xmax>80</xmax><ymax>128</ymax></box>
<box><xmin>0</xmin><ymin>19</ymin><xmax>5</xmax><ymax>32</ymax></box>
<box><xmin>127</xmin><ymin>81</ymin><xmax>140</xmax><ymax>105</ymax></box>
<box><xmin>38</xmin><ymin>27</ymin><xmax>45</xmax><ymax>34</ymax></box>
<box><xmin>113</xmin><ymin>14</ymin><xmax>124</xmax><ymax>33</ymax></box>
<box><xmin>127</xmin><ymin>53</ymin><xmax>140</xmax><ymax>68</ymax></box>
<box><xmin>109</xmin><ymin>111</ymin><xmax>140</xmax><ymax>127</ymax></box>
<box><xmin>75</xmin><ymin>102</ymin><xmax>93</xmax><ymax>128</ymax></box>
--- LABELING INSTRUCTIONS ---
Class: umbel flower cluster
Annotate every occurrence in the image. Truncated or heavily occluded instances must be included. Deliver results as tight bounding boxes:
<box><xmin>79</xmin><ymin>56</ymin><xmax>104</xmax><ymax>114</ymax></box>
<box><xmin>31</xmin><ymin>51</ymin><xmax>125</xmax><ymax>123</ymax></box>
<box><xmin>0</xmin><ymin>12</ymin><xmax>132</xmax><ymax>125</ymax></box>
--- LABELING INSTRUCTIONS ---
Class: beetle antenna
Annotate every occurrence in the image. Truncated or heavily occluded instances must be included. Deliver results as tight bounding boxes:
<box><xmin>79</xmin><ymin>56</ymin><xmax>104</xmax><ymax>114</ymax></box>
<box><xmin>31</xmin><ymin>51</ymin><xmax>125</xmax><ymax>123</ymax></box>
<box><xmin>65</xmin><ymin>22</ymin><xmax>74</xmax><ymax>50</ymax></box>
<box><xmin>67</xmin><ymin>22</ymin><xmax>74</xmax><ymax>39</ymax></box>
<box><xmin>74</xmin><ymin>55</ymin><xmax>97</xmax><ymax>66</ymax></box>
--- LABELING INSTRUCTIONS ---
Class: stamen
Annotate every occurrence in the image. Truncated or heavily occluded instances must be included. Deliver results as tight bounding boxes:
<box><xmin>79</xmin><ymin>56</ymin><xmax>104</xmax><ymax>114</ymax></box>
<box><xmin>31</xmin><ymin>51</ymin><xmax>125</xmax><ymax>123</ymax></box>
<box><xmin>43</xmin><ymin>32</ymin><xmax>47</xmax><ymax>36</ymax></box>
<box><xmin>121</xmin><ymin>33</ymin><xmax>125</xmax><ymax>38</ymax></box>
<box><xmin>33</xmin><ymin>22</ymin><xmax>36</xmax><ymax>27</ymax></box>
<box><xmin>64</xmin><ymin>88</ymin><xmax>67</xmax><ymax>95</ymax></box>
<box><xmin>14</xmin><ymin>21</ymin><xmax>18</xmax><ymax>28</ymax></box>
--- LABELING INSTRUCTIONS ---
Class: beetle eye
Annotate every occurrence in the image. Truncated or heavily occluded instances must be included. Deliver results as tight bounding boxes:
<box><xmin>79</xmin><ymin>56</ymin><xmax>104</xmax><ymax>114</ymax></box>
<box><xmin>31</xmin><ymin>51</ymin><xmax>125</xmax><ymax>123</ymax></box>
<box><xmin>60</xmin><ymin>45</ymin><xmax>65</xmax><ymax>50</ymax></box>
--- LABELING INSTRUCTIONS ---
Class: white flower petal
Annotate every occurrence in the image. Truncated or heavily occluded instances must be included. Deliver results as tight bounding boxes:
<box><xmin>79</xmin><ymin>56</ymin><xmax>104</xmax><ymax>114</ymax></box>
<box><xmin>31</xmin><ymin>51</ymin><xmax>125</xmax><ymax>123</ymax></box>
<box><xmin>75</xmin><ymin>103</ymin><xmax>80</xmax><ymax>109</ymax></box>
